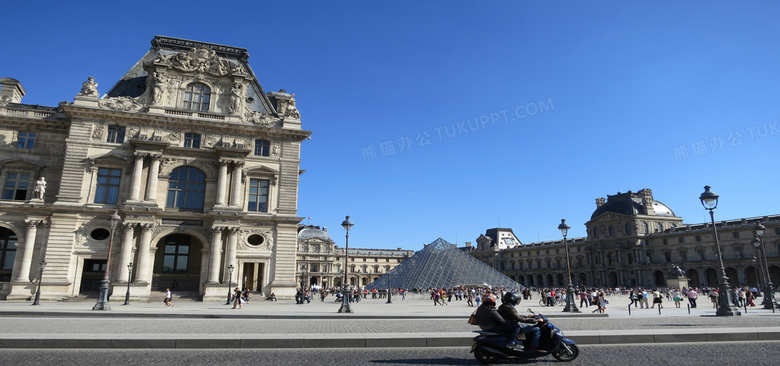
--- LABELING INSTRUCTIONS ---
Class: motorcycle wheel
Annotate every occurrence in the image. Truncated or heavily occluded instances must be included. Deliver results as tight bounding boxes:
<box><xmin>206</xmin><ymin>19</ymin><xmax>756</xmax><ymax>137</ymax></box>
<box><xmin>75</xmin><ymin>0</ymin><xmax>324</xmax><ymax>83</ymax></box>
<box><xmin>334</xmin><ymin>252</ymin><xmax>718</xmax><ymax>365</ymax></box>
<box><xmin>474</xmin><ymin>348</ymin><xmax>501</xmax><ymax>364</ymax></box>
<box><xmin>551</xmin><ymin>343</ymin><xmax>579</xmax><ymax>362</ymax></box>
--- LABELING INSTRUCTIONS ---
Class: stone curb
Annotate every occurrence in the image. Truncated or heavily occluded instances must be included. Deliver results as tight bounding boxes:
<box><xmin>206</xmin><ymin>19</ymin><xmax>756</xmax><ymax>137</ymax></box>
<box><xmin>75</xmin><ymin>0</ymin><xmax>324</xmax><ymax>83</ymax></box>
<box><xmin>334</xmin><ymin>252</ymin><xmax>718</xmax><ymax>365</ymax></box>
<box><xmin>0</xmin><ymin>311</ymin><xmax>607</xmax><ymax>320</ymax></box>
<box><xmin>0</xmin><ymin>329</ymin><xmax>777</xmax><ymax>349</ymax></box>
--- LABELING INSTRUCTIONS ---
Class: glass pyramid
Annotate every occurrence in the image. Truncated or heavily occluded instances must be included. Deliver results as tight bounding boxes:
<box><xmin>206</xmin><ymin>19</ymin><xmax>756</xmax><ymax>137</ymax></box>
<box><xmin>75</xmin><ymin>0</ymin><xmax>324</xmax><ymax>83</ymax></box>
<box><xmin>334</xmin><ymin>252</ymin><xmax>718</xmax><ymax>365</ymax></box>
<box><xmin>365</xmin><ymin>238</ymin><xmax>523</xmax><ymax>290</ymax></box>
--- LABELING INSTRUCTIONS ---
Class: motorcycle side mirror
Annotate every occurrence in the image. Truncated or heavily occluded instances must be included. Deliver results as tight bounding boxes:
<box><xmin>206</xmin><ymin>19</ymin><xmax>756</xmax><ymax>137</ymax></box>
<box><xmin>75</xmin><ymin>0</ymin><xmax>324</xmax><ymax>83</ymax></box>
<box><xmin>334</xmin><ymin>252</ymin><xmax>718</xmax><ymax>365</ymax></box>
<box><xmin>527</xmin><ymin>308</ymin><xmax>533</xmax><ymax>314</ymax></box>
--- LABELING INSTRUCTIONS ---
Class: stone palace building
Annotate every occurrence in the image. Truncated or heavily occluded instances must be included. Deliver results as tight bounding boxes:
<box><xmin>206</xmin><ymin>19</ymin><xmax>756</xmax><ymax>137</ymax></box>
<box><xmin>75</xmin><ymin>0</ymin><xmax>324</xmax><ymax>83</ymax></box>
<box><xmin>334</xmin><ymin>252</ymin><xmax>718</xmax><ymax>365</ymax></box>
<box><xmin>468</xmin><ymin>189</ymin><xmax>780</xmax><ymax>290</ymax></box>
<box><xmin>0</xmin><ymin>36</ymin><xmax>312</xmax><ymax>301</ymax></box>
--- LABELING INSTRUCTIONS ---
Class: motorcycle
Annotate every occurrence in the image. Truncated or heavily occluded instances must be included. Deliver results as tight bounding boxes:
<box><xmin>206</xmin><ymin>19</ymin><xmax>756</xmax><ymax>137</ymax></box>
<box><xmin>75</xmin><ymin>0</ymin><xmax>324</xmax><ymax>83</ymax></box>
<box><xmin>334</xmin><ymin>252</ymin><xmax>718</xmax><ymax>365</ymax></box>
<box><xmin>471</xmin><ymin>308</ymin><xmax>579</xmax><ymax>363</ymax></box>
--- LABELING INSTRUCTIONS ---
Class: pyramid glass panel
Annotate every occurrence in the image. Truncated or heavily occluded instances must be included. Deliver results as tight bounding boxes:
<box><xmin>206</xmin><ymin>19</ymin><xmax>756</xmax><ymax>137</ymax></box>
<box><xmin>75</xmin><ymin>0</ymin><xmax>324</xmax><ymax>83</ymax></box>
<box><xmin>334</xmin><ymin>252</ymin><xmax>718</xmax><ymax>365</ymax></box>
<box><xmin>366</xmin><ymin>238</ymin><xmax>522</xmax><ymax>290</ymax></box>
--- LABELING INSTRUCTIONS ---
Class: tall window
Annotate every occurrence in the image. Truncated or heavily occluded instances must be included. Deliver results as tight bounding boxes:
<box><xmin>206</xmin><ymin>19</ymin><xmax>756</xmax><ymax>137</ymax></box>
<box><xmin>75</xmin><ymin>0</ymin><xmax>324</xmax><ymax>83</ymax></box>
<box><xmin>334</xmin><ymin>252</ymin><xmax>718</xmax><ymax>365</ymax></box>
<box><xmin>166</xmin><ymin>167</ymin><xmax>205</xmax><ymax>211</ymax></box>
<box><xmin>162</xmin><ymin>240</ymin><xmax>189</xmax><ymax>273</ymax></box>
<box><xmin>247</xmin><ymin>178</ymin><xmax>269</xmax><ymax>212</ymax></box>
<box><xmin>94</xmin><ymin>168</ymin><xmax>121</xmax><ymax>204</ymax></box>
<box><xmin>17</xmin><ymin>132</ymin><xmax>35</xmax><ymax>149</ymax></box>
<box><xmin>0</xmin><ymin>228</ymin><xmax>18</xmax><ymax>281</ymax></box>
<box><xmin>183</xmin><ymin>83</ymin><xmax>211</xmax><ymax>111</ymax></box>
<box><xmin>2</xmin><ymin>172</ymin><xmax>31</xmax><ymax>200</ymax></box>
<box><xmin>254</xmin><ymin>140</ymin><xmax>270</xmax><ymax>156</ymax></box>
<box><xmin>625</xmin><ymin>223</ymin><xmax>632</xmax><ymax>235</ymax></box>
<box><xmin>184</xmin><ymin>133</ymin><xmax>201</xmax><ymax>149</ymax></box>
<box><xmin>106</xmin><ymin>126</ymin><xmax>125</xmax><ymax>143</ymax></box>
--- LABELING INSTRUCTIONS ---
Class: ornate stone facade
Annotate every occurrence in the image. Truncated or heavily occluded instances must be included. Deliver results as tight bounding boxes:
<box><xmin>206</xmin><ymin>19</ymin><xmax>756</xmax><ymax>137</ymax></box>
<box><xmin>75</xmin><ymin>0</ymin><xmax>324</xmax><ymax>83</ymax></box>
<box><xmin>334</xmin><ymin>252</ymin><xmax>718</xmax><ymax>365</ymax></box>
<box><xmin>468</xmin><ymin>189</ymin><xmax>780</xmax><ymax>289</ymax></box>
<box><xmin>295</xmin><ymin>225</ymin><xmax>413</xmax><ymax>289</ymax></box>
<box><xmin>0</xmin><ymin>36</ymin><xmax>310</xmax><ymax>301</ymax></box>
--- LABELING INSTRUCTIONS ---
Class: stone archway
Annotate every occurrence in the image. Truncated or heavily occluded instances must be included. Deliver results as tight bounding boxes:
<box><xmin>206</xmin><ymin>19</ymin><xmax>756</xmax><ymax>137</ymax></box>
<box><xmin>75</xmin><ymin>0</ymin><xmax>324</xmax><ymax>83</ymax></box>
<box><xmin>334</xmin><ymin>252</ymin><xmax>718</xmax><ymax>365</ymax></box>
<box><xmin>686</xmin><ymin>269</ymin><xmax>700</xmax><ymax>287</ymax></box>
<box><xmin>653</xmin><ymin>270</ymin><xmax>665</xmax><ymax>287</ymax></box>
<box><xmin>152</xmin><ymin>233</ymin><xmax>203</xmax><ymax>292</ymax></box>
<box><xmin>704</xmin><ymin>268</ymin><xmax>718</xmax><ymax>287</ymax></box>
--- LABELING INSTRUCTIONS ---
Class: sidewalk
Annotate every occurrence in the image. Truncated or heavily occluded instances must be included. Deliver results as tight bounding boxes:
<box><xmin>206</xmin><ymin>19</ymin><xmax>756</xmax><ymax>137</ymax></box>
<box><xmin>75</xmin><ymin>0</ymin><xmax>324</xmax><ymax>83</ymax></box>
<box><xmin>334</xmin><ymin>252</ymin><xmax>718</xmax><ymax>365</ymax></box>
<box><xmin>0</xmin><ymin>293</ymin><xmax>778</xmax><ymax>349</ymax></box>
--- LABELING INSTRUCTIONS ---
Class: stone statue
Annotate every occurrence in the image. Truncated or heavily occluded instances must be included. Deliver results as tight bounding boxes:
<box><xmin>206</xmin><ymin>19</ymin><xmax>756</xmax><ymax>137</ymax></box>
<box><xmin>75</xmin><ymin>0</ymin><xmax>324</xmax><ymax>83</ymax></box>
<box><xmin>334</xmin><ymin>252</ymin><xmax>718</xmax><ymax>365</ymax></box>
<box><xmin>152</xmin><ymin>72</ymin><xmax>167</xmax><ymax>104</ymax></box>
<box><xmin>285</xmin><ymin>93</ymin><xmax>300</xmax><ymax>118</ymax></box>
<box><xmin>80</xmin><ymin>77</ymin><xmax>99</xmax><ymax>96</ymax></box>
<box><xmin>229</xmin><ymin>83</ymin><xmax>244</xmax><ymax>113</ymax></box>
<box><xmin>33</xmin><ymin>177</ymin><xmax>46</xmax><ymax>200</ymax></box>
<box><xmin>667</xmin><ymin>263</ymin><xmax>685</xmax><ymax>278</ymax></box>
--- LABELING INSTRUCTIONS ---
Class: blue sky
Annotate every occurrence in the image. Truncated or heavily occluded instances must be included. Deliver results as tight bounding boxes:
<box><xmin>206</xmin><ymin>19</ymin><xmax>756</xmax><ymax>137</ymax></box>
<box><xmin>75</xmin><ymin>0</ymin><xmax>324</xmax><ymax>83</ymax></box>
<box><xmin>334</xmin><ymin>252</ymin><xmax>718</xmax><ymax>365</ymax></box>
<box><xmin>3</xmin><ymin>2</ymin><xmax>780</xmax><ymax>250</ymax></box>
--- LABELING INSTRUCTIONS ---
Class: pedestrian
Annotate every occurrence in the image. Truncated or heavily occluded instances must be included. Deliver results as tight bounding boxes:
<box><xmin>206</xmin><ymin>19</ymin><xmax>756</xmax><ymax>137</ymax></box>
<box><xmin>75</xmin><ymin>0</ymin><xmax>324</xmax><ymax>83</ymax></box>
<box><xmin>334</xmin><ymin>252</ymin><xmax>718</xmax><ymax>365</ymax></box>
<box><xmin>467</xmin><ymin>291</ymin><xmax>474</xmax><ymax>307</ymax></box>
<box><xmin>651</xmin><ymin>289</ymin><xmax>663</xmax><ymax>309</ymax></box>
<box><xmin>672</xmin><ymin>288</ymin><xmax>682</xmax><ymax>308</ymax></box>
<box><xmin>687</xmin><ymin>288</ymin><xmax>698</xmax><ymax>308</ymax></box>
<box><xmin>641</xmin><ymin>289</ymin><xmax>650</xmax><ymax>309</ymax></box>
<box><xmin>232</xmin><ymin>287</ymin><xmax>243</xmax><ymax>309</ymax></box>
<box><xmin>164</xmin><ymin>288</ymin><xmax>173</xmax><ymax>307</ymax></box>
<box><xmin>579</xmin><ymin>290</ymin><xmax>589</xmax><ymax>308</ymax></box>
<box><xmin>709</xmin><ymin>289</ymin><xmax>719</xmax><ymax>308</ymax></box>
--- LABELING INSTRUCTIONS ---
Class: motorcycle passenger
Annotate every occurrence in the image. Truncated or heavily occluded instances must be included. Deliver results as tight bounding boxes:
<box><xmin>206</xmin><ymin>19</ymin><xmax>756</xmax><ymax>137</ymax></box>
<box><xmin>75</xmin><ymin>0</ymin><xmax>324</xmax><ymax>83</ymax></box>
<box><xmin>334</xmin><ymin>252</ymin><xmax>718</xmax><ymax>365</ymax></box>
<box><xmin>498</xmin><ymin>292</ymin><xmax>542</xmax><ymax>351</ymax></box>
<box><xmin>474</xmin><ymin>293</ymin><xmax>522</xmax><ymax>348</ymax></box>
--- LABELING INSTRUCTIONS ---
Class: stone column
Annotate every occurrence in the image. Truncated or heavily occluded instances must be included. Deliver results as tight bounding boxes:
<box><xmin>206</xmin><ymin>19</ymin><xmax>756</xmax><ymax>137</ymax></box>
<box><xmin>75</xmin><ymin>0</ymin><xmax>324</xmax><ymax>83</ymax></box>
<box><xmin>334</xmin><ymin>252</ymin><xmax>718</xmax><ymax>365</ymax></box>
<box><xmin>216</xmin><ymin>160</ymin><xmax>229</xmax><ymax>206</ymax></box>
<box><xmin>207</xmin><ymin>227</ymin><xmax>223</xmax><ymax>284</ymax></box>
<box><xmin>128</xmin><ymin>153</ymin><xmax>146</xmax><ymax>201</ymax></box>
<box><xmin>230</xmin><ymin>162</ymin><xmax>244</xmax><ymax>208</ymax></box>
<box><xmin>135</xmin><ymin>224</ymin><xmax>154</xmax><ymax>283</ymax></box>
<box><xmin>13</xmin><ymin>220</ymin><xmax>39</xmax><ymax>282</ymax></box>
<box><xmin>117</xmin><ymin>223</ymin><xmax>136</xmax><ymax>282</ymax></box>
<box><xmin>225</xmin><ymin>227</ymin><xmax>240</xmax><ymax>282</ymax></box>
<box><xmin>144</xmin><ymin>154</ymin><xmax>161</xmax><ymax>202</ymax></box>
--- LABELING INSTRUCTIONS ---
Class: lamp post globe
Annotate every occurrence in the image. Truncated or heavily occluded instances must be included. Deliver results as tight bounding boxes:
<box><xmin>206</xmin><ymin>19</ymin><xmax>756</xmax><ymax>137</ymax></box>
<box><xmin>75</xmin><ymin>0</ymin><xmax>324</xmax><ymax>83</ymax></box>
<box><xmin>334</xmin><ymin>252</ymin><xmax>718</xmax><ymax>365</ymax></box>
<box><xmin>93</xmin><ymin>210</ymin><xmax>122</xmax><ymax>311</ymax></box>
<box><xmin>754</xmin><ymin>222</ymin><xmax>775</xmax><ymax>310</ymax></box>
<box><xmin>32</xmin><ymin>261</ymin><xmax>46</xmax><ymax>305</ymax></box>
<box><xmin>699</xmin><ymin>186</ymin><xmax>737</xmax><ymax>316</ymax></box>
<box><xmin>338</xmin><ymin>215</ymin><xmax>354</xmax><ymax>313</ymax></box>
<box><xmin>558</xmin><ymin>219</ymin><xmax>579</xmax><ymax>313</ymax></box>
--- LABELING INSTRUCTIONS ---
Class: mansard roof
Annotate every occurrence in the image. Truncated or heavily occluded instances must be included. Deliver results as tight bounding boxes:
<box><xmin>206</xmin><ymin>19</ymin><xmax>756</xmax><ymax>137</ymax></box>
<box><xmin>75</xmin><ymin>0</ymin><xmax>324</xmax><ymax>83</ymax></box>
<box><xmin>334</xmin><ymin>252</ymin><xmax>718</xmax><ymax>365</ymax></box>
<box><xmin>365</xmin><ymin>237</ymin><xmax>522</xmax><ymax>290</ymax></box>
<box><xmin>105</xmin><ymin>35</ymin><xmax>275</xmax><ymax>116</ymax></box>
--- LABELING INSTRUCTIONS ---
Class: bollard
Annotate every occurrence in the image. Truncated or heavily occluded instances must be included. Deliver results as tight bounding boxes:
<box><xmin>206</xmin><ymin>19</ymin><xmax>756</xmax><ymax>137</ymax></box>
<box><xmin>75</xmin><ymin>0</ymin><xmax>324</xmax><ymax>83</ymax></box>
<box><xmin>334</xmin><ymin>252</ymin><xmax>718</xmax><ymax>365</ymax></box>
<box><xmin>687</xmin><ymin>304</ymin><xmax>690</xmax><ymax>315</ymax></box>
<box><xmin>744</xmin><ymin>302</ymin><xmax>748</xmax><ymax>314</ymax></box>
<box><xmin>628</xmin><ymin>304</ymin><xmax>631</xmax><ymax>316</ymax></box>
<box><xmin>658</xmin><ymin>305</ymin><xmax>661</xmax><ymax>315</ymax></box>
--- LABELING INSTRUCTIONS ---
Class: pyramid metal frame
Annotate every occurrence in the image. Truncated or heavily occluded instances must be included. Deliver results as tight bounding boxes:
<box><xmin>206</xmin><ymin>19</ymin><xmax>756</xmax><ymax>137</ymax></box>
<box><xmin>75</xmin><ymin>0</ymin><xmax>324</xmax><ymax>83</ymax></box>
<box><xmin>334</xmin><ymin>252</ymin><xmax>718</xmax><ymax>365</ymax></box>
<box><xmin>365</xmin><ymin>238</ymin><xmax>523</xmax><ymax>290</ymax></box>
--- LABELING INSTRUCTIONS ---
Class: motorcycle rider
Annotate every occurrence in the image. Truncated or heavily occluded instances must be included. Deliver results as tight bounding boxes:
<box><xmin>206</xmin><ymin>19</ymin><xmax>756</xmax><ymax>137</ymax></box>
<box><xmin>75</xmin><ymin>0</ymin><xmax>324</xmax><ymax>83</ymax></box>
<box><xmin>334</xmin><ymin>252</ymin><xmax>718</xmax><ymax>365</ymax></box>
<box><xmin>498</xmin><ymin>292</ymin><xmax>542</xmax><ymax>351</ymax></box>
<box><xmin>474</xmin><ymin>293</ymin><xmax>522</xmax><ymax>348</ymax></box>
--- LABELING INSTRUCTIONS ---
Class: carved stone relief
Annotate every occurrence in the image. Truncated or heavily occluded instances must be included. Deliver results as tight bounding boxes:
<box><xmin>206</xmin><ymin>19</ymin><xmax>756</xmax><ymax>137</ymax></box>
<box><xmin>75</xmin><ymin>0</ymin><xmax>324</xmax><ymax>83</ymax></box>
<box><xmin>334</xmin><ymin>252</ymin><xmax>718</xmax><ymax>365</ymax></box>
<box><xmin>152</xmin><ymin>47</ymin><xmax>245</xmax><ymax>78</ymax></box>
<box><xmin>99</xmin><ymin>96</ymin><xmax>146</xmax><ymax>112</ymax></box>
<box><xmin>92</xmin><ymin>125</ymin><xmax>105</xmax><ymax>141</ymax></box>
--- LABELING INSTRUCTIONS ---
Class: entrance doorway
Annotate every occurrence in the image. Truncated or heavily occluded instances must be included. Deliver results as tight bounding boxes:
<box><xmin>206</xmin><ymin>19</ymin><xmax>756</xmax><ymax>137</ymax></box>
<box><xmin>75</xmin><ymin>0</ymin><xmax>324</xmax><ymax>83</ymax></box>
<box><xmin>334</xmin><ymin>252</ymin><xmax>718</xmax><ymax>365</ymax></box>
<box><xmin>242</xmin><ymin>262</ymin><xmax>265</xmax><ymax>295</ymax></box>
<box><xmin>152</xmin><ymin>234</ymin><xmax>202</xmax><ymax>291</ymax></box>
<box><xmin>79</xmin><ymin>259</ymin><xmax>106</xmax><ymax>295</ymax></box>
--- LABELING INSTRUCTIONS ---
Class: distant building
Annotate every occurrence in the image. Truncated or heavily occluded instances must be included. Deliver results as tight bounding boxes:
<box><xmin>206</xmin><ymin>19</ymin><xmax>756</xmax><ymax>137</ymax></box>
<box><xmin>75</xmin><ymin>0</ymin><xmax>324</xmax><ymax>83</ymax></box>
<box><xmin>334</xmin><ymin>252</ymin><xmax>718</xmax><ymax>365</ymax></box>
<box><xmin>296</xmin><ymin>225</ymin><xmax>413</xmax><ymax>289</ymax></box>
<box><xmin>467</xmin><ymin>189</ymin><xmax>780</xmax><ymax>289</ymax></box>
<box><xmin>0</xmin><ymin>36</ymin><xmax>310</xmax><ymax>301</ymax></box>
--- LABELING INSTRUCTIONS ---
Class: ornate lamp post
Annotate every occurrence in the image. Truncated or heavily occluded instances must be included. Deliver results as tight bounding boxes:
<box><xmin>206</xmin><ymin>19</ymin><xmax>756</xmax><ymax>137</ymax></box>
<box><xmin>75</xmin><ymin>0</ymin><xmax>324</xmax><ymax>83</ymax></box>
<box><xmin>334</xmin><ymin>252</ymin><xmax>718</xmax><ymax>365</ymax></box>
<box><xmin>93</xmin><ymin>210</ymin><xmax>121</xmax><ymax>310</ymax></box>
<box><xmin>32</xmin><ymin>260</ymin><xmax>46</xmax><ymax>305</ymax></box>
<box><xmin>699</xmin><ymin>186</ymin><xmax>737</xmax><ymax>316</ymax></box>
<box><xmin>385</xmin><ymin>265</ymin><xmax>392</xmax><ymax>304</ymax></box>
<box><xmin>225</xmin><ymin>264</ymin><xmax>234</xmax><ymax>305</ymax></box>
<box><xmin>558</xmin><ymin>219</ymin><xmax>580</xmax><ymax>313</ymax></box>
<box><xmin>123</xmin><ymin>263</ymin><xmax>133</xmax><ymax>305</ymax></box>
<box><xmin>754</xmin><ymin>223</ymin><xmax>775</xmax><ymax>310</ymax></box>
<box><xmin>338</xmin><ymin>215</ymin><xmax>354</xmax><ymax>313</ymax></box>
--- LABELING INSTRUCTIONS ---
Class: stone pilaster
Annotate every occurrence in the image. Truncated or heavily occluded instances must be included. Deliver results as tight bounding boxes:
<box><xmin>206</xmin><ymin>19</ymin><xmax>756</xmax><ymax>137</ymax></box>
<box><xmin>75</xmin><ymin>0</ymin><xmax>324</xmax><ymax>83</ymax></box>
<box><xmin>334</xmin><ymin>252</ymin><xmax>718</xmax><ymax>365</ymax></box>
<box><xmin>128</xmin><ymin>153</ymin><xmax>145</xmax><ymax>201</ymax></box>
<box><xmin>117</xmin><ymin>223</ymin><xmax>136</xmax><ymax>282</ymax></box>
<box><xmin>144</xmin><ymin>154</ymin><xmax>161</xmax><ymax>203</ymax></box>
<box><xmin>135</xmin><ymin>224</ymin><xmax>154</xmax><ymax>284</ymax></box>
<box><xmin>13</xmin><ymin>220</ymin><xmax>40</xmax><ymax>283</ymax></box>
<box><xmin>207</xmin><ymin>227</ymin><xmax>223</xmax><ymax>284</ymax></box>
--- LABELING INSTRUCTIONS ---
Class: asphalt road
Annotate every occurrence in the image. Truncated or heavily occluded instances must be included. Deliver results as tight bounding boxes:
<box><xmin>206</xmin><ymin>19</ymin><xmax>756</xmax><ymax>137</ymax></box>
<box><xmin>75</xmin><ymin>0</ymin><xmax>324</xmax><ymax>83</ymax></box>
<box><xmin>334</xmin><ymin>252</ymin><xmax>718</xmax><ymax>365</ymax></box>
<box><xmin>1</xmin><ymin>341</ymin><xmax>777</xmax><ymax>365</ymax></box>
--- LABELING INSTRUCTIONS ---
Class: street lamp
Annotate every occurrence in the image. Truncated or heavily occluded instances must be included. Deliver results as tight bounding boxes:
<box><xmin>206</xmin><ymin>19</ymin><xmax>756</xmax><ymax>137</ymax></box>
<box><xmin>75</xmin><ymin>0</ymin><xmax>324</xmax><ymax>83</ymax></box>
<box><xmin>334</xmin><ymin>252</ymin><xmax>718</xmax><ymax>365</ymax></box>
<box><xmin>558</xmin><ymin>219</ymin><xmax>580</xmax><ymax>313</ymax></box>
<box><xmin>754</xmin><ymin>223</ymin><xmax>775</xmax><ymax>310</ymax></box>
<box><xmin>338</xmin><ymin>215</ymin><xmax>354</xmax><ymax>313</ymax></box>
<box><xmin>32</xmin><ymin>260</ymin><xmax>46</xmax><ymax>305</ymax></box>
<box><xmin>93</xmin><ymin>210</ymin><xmax>121</xmax><ymax>310</ymax></box>
<box><xmin>123</xmin><ymin>263</ymin><xmax>133</xmax><ymax>305</ymax></box>
<box><xmin>225</xmin><ymin>264</ymin><xmax>234</xmax><ymax>305</ymax></box>
<box><xmin>385</xmin><ymin>265</ymin><xmax>392</xmax><ymax>304</ymax></box>
<box><xmin>699</xmin><ymin>186</ymin><xmax>737</xmax><ymax>316</ymax></box>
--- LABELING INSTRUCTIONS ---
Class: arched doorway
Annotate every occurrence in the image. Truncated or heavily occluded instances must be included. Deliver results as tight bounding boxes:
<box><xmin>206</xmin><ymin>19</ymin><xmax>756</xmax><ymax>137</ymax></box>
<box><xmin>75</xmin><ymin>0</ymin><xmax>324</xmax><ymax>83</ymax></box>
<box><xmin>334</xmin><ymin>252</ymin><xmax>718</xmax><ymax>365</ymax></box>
<box><xmin>745</xmin><ymin>266</ymin><xmax>760</xmax><ymax>287</ymax></box>
<box><xmin>704</xmin><ymin>268</ymin><xmax>718</xmax><ymax>287</ymax></box>
<box><xmin>152</xmin><ymin>234</ymin><xmax>203</xmax><ymax>292</ymax></box>
<box><xmin>686</xmin><ymin>269</ymin><xmax>700</xmax><ymax>287</ymax></box>
<box><xmin>536</xmin><ymin>274</ymin><xmax>543</xmax><ymax>287</ymax></box>
<box><xmin>769</xmin><ymin>265</ymin><xmax>780</xmax><ymax>285</ymax></box>
<box><xmin>725</xmin><ymin>267</ymin><xmax>739</xmax><ymax>285</ymax></box>
<box><xmin>556</xmin><ymin>274</ymin><xmax>565</xmax><ymax>287</ymax></box>
<box><xmin>653</xmin><ymin>270</ymin><xmax>665</xmax><ymax>287</ymax></box>
<box><xmin>578</xmin><ymin>273</ymin><xmax>587</xmax><ymax>288</ymax></box>
<box><xmin>0</xmin><ymin>227</ymin><xmax>18</xmax><ymax>282</ymax></box>
<box><xmin>546</xmin><ymin>274</ymin><xmax>553</xmax><ymax>287</ymax></box>
<box><xmin>608</xmin><ymin>272</ymin><xmax>618</xmax><ymax>288</ymax></box>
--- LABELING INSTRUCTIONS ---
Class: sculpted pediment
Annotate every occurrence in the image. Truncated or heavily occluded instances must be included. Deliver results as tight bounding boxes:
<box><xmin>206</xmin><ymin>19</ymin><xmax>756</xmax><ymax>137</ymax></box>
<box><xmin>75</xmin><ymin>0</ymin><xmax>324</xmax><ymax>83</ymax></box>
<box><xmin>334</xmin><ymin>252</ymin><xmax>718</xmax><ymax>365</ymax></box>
<box><xmin>151</xmin><ymin>47</ymin><xmax>246</xmax><ymax>77</ymax></box>
<box><xmin>0</xmin><ymin>157</ymin><xmax>45</xmax><ymax>169</ymax></box>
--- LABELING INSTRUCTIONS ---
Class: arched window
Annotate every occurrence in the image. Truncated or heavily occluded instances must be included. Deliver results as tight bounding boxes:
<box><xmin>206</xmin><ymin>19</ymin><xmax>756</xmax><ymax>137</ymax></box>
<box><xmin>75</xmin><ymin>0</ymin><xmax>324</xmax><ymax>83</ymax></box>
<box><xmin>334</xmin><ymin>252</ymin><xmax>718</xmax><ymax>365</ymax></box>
<box><xmin>656</xmin><ymin>223</ymin><xmax>663</xmax><ymax>233</ymax></box>
<box><xmin>642</xmin><ymin>222</ymin><xmax>649</xmax><ymax>233</ymax></box>
<box><xmin>0</xmin><ymin>228</ymin><xmax>18</xmax><ymax>281</ymax></box>
<box><xmin>183</xmin><ymin>83</ymin><xmax>211</xmax><ymax>111</ymax></box>
<box><xmin>609</xmin><ymin>225</ymin><xmax>616</xmax><ymax>237</ymax></box>
<box><xmin>162</xmin><ymin>235</ymin><xmax>190</xmax><ymax>273</ymax></box>
<box><xmin>593</xmin><ymin>228</ymin><xmax>600</xmax><ymax>239</ymax></box>
<box><xmin>625</xmin><ymin>223</ymin><xmax>632</xmax><ymax>235</ymax></box>
<box><xmin>166</xmin><ymin>166</ymin><xmax>206</xmax><ymax>211</ymax></box>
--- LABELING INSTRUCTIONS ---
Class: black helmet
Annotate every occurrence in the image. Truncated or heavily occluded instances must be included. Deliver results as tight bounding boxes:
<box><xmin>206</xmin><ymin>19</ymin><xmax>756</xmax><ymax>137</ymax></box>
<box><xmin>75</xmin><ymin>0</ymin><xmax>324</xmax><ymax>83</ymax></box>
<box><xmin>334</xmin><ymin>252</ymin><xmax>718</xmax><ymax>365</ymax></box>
<box><xmin>502</xmin><ymin>291</ymin><xmax>521</xmax><ymax>304</ymax></box>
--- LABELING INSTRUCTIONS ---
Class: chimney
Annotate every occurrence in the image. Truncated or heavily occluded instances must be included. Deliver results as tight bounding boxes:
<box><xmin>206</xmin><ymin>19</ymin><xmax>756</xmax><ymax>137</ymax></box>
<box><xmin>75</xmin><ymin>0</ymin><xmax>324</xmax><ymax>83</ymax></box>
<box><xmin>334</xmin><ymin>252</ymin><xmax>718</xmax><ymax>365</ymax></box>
<box><xmin>0</xmin><ymin>78</ymin><xmax>26</xmax><ymax>104</ymax></box>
